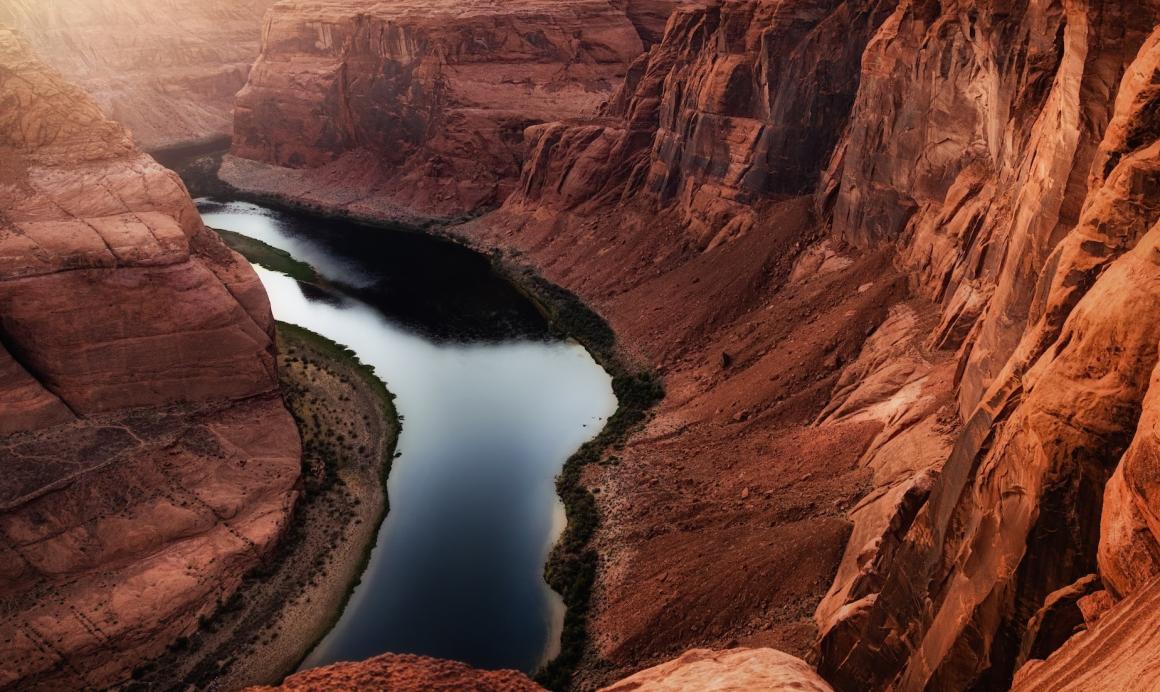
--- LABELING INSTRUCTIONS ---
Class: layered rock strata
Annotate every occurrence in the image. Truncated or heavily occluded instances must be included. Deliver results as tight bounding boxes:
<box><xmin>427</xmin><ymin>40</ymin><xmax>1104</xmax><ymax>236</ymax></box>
<box><xmin>224</xmin><ymin>0</ymin><xmax>649</xmax><ymax>221</ymax></box>
<box><xmin>1</xmin><ymin>0</ymin><xmax>273</xmax><ymax>150</ymax></box>
<box><xmin>0</xmin><ymin>26</ymin><xmax>299</xmax><ymax>689</ymax></box>
<box><xmin>464</xmin><ymin>0</ymin><xmax>1160</xmax><ymax>688</ymax></box>
<box><xmin>57</xmin><ymin>0</ymin><xmax>1160</xmax><ymax>688</ymax></box>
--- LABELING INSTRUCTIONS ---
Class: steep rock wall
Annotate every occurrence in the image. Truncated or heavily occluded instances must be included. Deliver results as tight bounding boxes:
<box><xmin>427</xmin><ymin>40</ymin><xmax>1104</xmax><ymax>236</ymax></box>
<box><xmin>816</xmin><ymin>7</ymin><xmax>1160</xmax><ymax>691</ymax></box>
<box><xmin>508</xmin><ymin>0</ymin><xmax>898</xmax><ymax>239</ymax></box>
<box><xmin>0</xmin><ymin>27</ymin><xmax>300</xmax><ymax>689</ymax></box>
<box><xmin>225</xmin><ymin>0</ymin><xmax>647</xmax><ymax>220</ymax></box>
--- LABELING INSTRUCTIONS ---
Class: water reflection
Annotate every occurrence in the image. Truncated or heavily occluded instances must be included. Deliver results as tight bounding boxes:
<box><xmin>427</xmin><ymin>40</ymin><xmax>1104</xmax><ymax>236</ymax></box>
<box><xmin>198</xmin><ymin>200</ymin><xmax>616</xmax><ymax>674</ymax></box>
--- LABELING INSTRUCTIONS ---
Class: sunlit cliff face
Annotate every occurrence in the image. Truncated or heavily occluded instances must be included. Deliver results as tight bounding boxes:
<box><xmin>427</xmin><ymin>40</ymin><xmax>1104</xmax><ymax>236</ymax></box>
<box><xmin>0</xmin><ymin>0</ymin><xmax>274</xmax><ymax>149</ymax></box>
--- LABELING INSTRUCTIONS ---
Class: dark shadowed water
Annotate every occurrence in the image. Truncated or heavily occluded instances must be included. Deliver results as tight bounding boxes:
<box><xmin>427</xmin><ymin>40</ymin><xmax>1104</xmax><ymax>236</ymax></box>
<box><xmin>196</xmin><ymin>199</ymin><xmax>616</xmax><ymax>674</ymax></box>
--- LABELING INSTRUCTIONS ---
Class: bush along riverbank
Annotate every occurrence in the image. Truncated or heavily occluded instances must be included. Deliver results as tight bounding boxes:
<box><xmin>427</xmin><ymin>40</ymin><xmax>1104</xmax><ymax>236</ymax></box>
<box><xmin>495</xmin><ymin>257</ymin><xmax>665</xmax><ymax>691</ymax></box>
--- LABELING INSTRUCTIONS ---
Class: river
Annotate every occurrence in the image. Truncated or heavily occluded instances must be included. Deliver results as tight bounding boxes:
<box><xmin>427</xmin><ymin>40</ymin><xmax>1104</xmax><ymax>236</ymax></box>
<box><xmin>196</xmin><ymin>198</ymin><xmax>616</xmax><ymax>674</ymax></box>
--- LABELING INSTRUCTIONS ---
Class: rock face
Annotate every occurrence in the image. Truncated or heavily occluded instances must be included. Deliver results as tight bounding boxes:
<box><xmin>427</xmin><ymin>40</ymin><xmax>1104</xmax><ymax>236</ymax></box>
<box><xmin>225</xmin><ymin>0</ymin><xmax>649</xmax><ymax>221</ymax></box>
<box><xmin>813</xmin><ymin>6</ymin><xmax>1160</xmax><ymax>691</ymax></box>
<box><xmin>510</xmin><ymin>0</ymin><xmax>897</xmax><ymax>238</ymax></box>
<box><xmin>0</xmin><ymin>26</ymin><xmax>300</xmax><ymax>689</ymax></box>
<box><xmin>457</xmin><ymin>0</ymin><xmax>1160</xmax><ymax>688</ymax></box>
<box><xmin>601</xmin><ymin>648</ymin><xmax>833</xmax><ymax>691</ymax></box>
<box><xmin>1</xmin><ymin>0</ymin><xmax>273</xmax><ymax>150</ymax></box>
<box><xmin>245</xmin><ymin>653</ymin><xmax>543</xmax><ymax>691</ymax></box>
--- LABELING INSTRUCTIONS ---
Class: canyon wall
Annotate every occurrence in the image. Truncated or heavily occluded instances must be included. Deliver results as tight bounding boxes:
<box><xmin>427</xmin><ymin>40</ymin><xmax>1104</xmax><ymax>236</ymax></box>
<box><xmin>0</xmin><ymin>27</ymin><xmax>300</xmax><ymax>689</ymax></box>
<box><xmin>223</xmin><ymin>0</ymin><xmax>651</xmax><ymax>221</ymax></box>
<box><xmin>509</xmin><ymin>0</ymin><xmax>898</xmax><ymax>239</ymax></box>
<box><xmin>465</xmin><ymin>0</ymin><xmax>1160</xmax><ymax>689</ymax></box>
<box><xmin>814</xmin><ymin>3</ymin><xmax>1160</xmax><ymax>690</ymax></box>
<box><xmin>0</xmin><ymin>0</ymin><xmax>273</xmax><ymax>150</ymax></box>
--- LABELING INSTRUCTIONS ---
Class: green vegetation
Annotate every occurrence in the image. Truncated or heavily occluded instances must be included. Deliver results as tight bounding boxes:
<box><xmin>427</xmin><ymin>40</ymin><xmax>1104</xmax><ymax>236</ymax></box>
<box><xmin>212</xmin><ymin>227</ymin><xmax>322</xmax><ymax>285</ymax></box>
<box><xmin>499</xmin><ymin>260</ymin><xmax>665</xmax><ymax>691</ymax></box>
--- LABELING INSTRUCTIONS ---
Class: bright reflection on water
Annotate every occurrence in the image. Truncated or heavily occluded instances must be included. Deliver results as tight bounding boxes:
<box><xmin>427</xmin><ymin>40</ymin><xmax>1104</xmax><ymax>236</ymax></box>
<box><xmin>197</xmin><ymin>199</ymin><xmax>616</xmax><ymax>674</ymax></box>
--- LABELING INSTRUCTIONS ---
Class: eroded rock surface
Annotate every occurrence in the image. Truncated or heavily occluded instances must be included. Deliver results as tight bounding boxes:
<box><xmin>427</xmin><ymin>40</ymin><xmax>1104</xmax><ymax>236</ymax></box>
<box><xmin>815</xmin><ymin>8</ymin><xmax>1160</xmax><ymax>692</ymax></box>
<box><xmin>601</xmin><ymin>647</ymin><xmax>833</xmax><ymax>691</ymax></box>
<box><xmin>246</xmin><ymin>653</ymin><xmax>543</xmax><ymax>691</ymax></box>
<box><xmin>225</xmin><ymin>0</ymin><xmax>649</xmax><ymax>221</ymax></box>
<box><xmin>0</xmin><ymin>26</ymin><xmax>299</xmax><ymax>689</ymax></box>
<box><xmin>2</xmin><ymin>0</ymin><xmax>273</xmax><ymax>150</ymax></box>
<box><xmin>461</xmin><ymin>0</ymin><xmax>1160</xmax><ymax>689</ymax></box>
<box><xmin>21</xmin><ymin>0</ymin><xmax>1159</xmax><ymax>688</ymax></box>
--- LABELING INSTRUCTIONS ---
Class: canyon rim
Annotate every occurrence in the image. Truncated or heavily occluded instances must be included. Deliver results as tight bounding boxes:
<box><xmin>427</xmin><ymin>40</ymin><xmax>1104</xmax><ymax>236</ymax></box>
<box><xmin>3</xmin><ymin>0</ymin><xmax>1160</xmax><ymax>691</ymax></box>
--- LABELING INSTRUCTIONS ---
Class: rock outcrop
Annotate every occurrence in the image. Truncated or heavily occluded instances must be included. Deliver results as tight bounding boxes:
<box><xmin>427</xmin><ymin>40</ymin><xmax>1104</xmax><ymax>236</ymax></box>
<box><xmin>509</xmin><ymin>0</ymin><xmax>897</xmax><ymax>239</ymax></box>
<box><xmin>601</xmin><ymin>648</ymin><xmax>833</xmax><ymax>691</ymax></box>
<box><xmin>224</xmin><ymin>0</ymin><xmax>649</xmax><ymax>221</ymax></box>
<box><xmin>456</xmin><ymin>0</ymin><xmax>1160</xmax><ymax>688</ymax></box>
<box><xmin>245</xmin><ymin>653</ymin><xmax>543</xmax><ymax>691</ymax></box>
<box><xmin>1</xmin><ymin>0</ymin><xmax>273</xmax><ymax>150</ymax></box>
<box><xmin>0</xmin><ymin>26</ymin><xmax>300</xmax><ymax>689</ymax></box>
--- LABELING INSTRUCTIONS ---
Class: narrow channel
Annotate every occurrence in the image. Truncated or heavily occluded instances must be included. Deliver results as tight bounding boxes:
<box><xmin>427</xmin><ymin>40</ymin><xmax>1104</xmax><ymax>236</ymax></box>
<box><xmin>196</xmin><ymin>199</ymin><xmax>617</xmax><ymax>674</ymax></box>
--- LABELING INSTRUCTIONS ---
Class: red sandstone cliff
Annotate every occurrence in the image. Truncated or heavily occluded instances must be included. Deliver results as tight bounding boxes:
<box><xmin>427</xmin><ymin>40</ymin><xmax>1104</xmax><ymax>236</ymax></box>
<box><xmin>1</xmin><ymin>0</ymin><xmax>273</xmax><ymax>150</ymax></box>
<box><xmin>222</xmin><ymin>0</ymin><xmax>658</xmax><ymax>221</ymax></box>
<box><xmin>462</xmin><ymin>0</ymin><xmax>1160</xmax><ymax>688</ymax></box>
<box><xmin>247</xmin><ymin>647</ymin><xmax>833</xmax><ymax>691</ymax></box>
<box><xmin>0</xmin><ymin>26</ymin><xmax>300</xmax><ymax>689</ymax></box>
<box><xmin>246</xmin><ymin>653</ymin><xmax>543</xmax><ymax>691</ymax></box>
<box><xmin>813</xmin><ymin>3</ymin><xmax>1160</xmax><ymax>689</ymax></box>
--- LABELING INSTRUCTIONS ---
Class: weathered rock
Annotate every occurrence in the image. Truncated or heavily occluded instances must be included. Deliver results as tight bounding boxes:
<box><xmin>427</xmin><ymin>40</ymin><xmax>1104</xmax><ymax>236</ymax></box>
<box><xmin>0</xmin><ymin>26</ymin><xmax>300</xmax><ymax>689</ymax></box>
<box><xmin>612</xmin><ymin>0</ymin><xmax>702</xmax><ymax>46</ymax></box>
<box><xmin>601</xmin><ymin>648</ymin><xmax>833</xmax><ymax>691</ymax></box>
<box><xmin>820</xmin><ymin>0</ymin><xmax>1160</xmax><ymax>418</ymax></box>
<box><xmin>816</xmin><ymin>15</ymin><xmax>1160</xmax><ymax>691</ymax></box>
<box><xmin>1</xmin><ymin>0</ymin><xmax>273</xmax><ymax>150</ymax></box>
<box><xmin>509</xmin><ymin>0</ymin><xmax>898</xmax><ymax>240</ymax></box>
<box><xmin>1015</xmin><ymin>574</ymin><xmax>1102</xmax><ymax>673</ymax></box>
<box><xmin>1012</xmin><ymin>575</ymin><xmax>1160</xmax><ymax>691</ymax></box>
<box><xmin>226</xmin><ymin>0</ymin><xmax>646</xmax><ymax>221</ymax></box>
<box><xmin>246</xmin><ymin>653</ymin><xmax>543</xmax><ymax>691</ymax></box>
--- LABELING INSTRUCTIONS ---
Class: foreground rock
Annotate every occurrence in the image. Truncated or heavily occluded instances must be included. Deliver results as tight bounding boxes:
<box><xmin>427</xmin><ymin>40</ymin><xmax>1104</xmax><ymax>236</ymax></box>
<box><xmin>246</xmin><ymin>653</ymin><xmax>542</xmax><ymax>691</ymax></box>
<box><xmin>602</xmin><ymin>648</ymin><xmax>832</xmax><ymax>691</ymax></box>
<box><xmin>223</xmin><ymin>0</ymin><xmax>650</xmax><ymax>221</ymax></box>
<box><xmin>2</xmin><ymin>0</ymin><xmax>273</xmax><ymax>149</ymax></box>
<box><xmin>0</xmin><ymin>26</ymin><xmax>299</xmax><ymax>689</ymax></box>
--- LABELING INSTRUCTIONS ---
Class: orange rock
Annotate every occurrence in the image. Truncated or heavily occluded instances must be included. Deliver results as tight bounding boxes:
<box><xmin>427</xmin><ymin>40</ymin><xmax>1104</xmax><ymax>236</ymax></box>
<box><xmin>601</xmin><ymin>648</ymin><xmax>832</xmax><ymax>691</ymax></box>
<box><xmin>246</xmin><ymin>653</ymin><xmax>542</xmax><ymax>692</ymax></box>
<box><xmin>225</xmin><ymin>0</ymin><xmax>648</xmax><ymax>221</ymax></box>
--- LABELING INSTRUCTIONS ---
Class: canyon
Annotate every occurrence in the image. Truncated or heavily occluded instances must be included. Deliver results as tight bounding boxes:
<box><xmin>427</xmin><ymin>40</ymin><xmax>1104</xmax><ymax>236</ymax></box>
<box><xmin>5</xmin><ymin>0</ymin><xmax>1160</xmax><ymax>690</ymax></box>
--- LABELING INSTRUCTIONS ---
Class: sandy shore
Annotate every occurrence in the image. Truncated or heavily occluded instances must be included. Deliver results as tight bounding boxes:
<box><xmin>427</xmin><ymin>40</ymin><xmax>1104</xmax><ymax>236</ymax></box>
<box><xmin>126</xmin><ymin>323</ymin><xmax>399</xmax><ymax>690</ymax></box>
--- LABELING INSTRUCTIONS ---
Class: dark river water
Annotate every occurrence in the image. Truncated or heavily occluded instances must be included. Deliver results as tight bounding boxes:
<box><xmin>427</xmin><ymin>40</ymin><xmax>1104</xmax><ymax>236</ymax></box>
<box><xmin>196</xmin><ymin>199</ymin><xmax>616</xmax><ymax>674</ymax></box>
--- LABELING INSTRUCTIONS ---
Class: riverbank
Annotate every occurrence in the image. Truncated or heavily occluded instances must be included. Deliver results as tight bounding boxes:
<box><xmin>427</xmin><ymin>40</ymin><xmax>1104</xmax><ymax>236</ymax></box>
<box><xmin>125</xmin><ymin>322</ymin><xmax>400</xmax><ymax>689</ymax></box>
